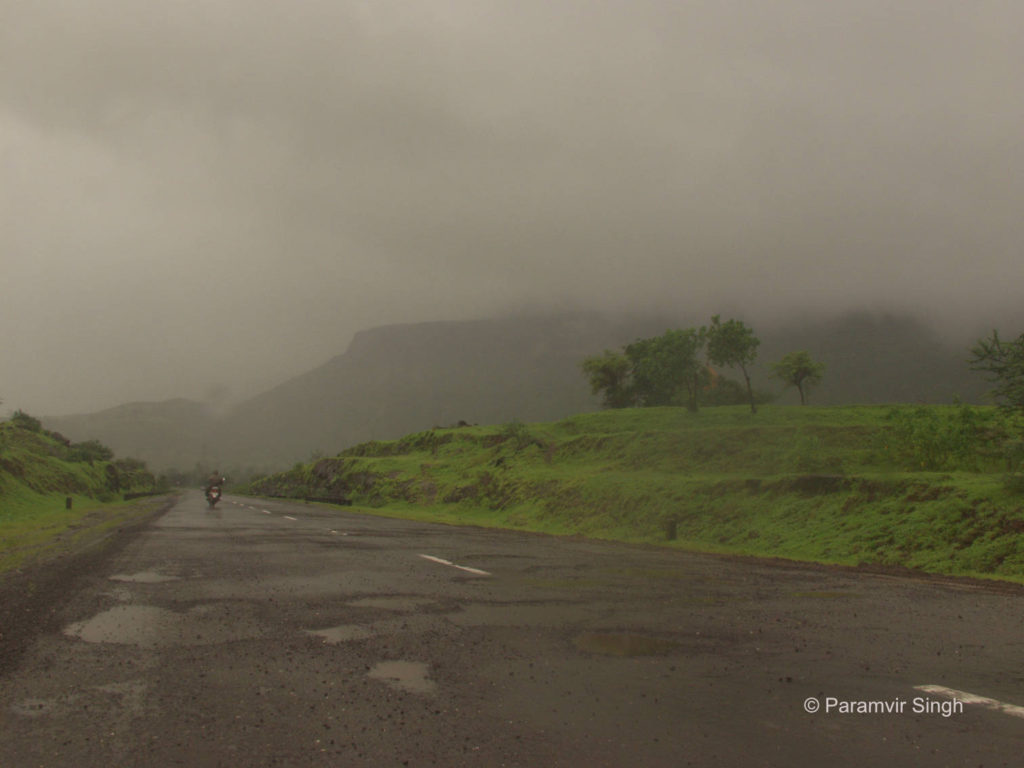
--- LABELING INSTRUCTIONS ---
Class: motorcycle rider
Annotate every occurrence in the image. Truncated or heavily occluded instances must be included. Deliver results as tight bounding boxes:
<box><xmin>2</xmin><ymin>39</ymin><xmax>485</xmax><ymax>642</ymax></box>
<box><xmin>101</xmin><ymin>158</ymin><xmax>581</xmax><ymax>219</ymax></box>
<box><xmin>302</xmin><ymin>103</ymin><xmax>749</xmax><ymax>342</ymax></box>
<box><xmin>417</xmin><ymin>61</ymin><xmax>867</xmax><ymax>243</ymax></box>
<box><xmin>204</xmin><ymin>470</ymin><xmax>225</xmax><ymax>497</ymax></box>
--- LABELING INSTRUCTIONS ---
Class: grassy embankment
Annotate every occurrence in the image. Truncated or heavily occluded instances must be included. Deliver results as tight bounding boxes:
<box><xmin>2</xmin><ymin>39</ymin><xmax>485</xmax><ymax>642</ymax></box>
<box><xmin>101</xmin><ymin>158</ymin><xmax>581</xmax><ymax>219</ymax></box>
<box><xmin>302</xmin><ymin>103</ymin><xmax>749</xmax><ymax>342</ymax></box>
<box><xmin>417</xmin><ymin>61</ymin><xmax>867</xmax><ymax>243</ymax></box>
<box><xmin>249</xmin><ymin>404</ymin><xmax>1024</xmax><ymax>582</ymax></box>
<box><xmin>0</xmin><ymin>421</ymin><xmax>164</xmax><ymax>575</ymax></box>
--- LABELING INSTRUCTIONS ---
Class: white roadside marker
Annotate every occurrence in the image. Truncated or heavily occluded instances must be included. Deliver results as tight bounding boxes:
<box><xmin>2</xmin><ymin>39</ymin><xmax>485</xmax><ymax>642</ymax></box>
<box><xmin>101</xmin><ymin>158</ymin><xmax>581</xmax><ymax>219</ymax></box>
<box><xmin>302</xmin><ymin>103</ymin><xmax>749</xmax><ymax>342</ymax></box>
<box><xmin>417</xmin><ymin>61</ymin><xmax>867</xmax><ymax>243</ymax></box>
<box><xmin>418</xmin><ymin>554</ymin><xmax>490</xmax><ymax>576</ymax></box>
<box><xmin>915</xmin><ymin>685</ymin><xmax>1024</xmax><ymax>720</ymax></box>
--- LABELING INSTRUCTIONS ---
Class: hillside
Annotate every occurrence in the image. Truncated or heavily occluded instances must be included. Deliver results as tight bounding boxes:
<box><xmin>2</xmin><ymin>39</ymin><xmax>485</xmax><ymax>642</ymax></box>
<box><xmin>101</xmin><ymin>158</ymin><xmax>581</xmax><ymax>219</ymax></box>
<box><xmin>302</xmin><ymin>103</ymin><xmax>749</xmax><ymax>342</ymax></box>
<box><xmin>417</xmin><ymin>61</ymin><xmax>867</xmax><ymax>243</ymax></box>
<box><xmin>44</xmin><ymin>399</ymin><xmax>215</xmax><ymax>472</ymax></box>
<box><xmin>248</xmin><ymin>404</ymin><xmax>1024</xmax><ymax>581</ymax></box>
<box><xmin>42</xmin><ymin>310</ymin><xmax>989</xmax><ymax>473</ymax></box>
<box><xmin>0</xmin><ymin>417</ymin><xmax>160</xmax><ymax>573</ymax></box>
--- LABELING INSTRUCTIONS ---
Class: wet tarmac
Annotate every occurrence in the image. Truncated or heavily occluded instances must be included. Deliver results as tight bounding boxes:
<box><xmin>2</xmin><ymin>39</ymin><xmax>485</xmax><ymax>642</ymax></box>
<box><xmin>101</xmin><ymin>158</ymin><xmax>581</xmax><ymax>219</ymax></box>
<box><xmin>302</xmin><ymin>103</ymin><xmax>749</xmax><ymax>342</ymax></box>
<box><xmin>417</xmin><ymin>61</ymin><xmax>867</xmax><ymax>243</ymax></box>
<box><xmin>3</xmin><ymin>490</ymin><xmax>1024</xmax><ymax>767</ymax></box>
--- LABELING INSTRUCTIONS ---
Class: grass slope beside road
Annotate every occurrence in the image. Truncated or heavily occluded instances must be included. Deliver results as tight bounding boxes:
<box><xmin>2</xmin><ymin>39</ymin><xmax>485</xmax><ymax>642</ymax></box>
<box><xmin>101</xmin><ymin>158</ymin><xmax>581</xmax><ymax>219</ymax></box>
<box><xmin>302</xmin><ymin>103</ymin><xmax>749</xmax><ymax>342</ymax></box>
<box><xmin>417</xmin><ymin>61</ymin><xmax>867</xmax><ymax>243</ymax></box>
<box><xmin>249</xmin><ymin>404</ymin><xmax>1024</xmax><ymax>582</ymax></box>
<box><xmin>0</xmin><ymin>420</ymin><xmax>167</xmax><ymax>576</ymax></box>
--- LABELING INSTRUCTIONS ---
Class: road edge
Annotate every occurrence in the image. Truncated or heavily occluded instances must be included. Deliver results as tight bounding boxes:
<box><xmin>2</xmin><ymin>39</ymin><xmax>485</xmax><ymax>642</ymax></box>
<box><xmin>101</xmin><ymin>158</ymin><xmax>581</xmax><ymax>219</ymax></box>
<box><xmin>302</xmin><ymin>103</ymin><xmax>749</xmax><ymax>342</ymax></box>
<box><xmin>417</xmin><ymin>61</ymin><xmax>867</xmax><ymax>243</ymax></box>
<box><xmin>0</xmin><ymin>493</ymin><xmax>178</xmax><ymax>676</ymax></box>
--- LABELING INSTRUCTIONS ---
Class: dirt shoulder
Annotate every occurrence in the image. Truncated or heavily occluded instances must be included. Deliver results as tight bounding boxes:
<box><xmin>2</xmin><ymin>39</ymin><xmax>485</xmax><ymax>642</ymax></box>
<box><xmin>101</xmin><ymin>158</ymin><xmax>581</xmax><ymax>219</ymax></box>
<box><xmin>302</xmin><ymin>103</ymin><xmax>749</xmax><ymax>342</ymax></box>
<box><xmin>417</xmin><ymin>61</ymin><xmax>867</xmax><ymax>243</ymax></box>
<box><xmin>0</xmin><ymin>494</ymin><xmax>177</xmax><ymax>676</ymax></box>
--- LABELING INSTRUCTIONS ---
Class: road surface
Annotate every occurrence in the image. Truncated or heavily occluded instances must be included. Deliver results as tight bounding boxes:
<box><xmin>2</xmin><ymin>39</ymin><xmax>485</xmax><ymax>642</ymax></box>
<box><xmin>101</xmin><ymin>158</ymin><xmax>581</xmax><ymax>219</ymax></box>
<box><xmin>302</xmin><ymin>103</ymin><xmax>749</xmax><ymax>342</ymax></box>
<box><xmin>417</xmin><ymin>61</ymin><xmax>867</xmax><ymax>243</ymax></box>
<box><xmin>2</xmin><ymin>491</ymin><xmax>1023</xmax><ymax>766</ymax></box>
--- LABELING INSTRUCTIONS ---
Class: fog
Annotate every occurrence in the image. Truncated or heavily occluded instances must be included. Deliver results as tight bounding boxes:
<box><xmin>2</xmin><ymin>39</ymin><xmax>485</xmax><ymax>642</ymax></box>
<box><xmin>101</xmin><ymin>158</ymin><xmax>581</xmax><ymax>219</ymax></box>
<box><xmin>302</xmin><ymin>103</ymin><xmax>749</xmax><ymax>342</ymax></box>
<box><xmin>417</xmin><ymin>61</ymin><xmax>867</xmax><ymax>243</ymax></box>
<box><xmin>3</xmin><ymin>0</ymin><xmax>1023</xmax><ymax>415</ymax></box>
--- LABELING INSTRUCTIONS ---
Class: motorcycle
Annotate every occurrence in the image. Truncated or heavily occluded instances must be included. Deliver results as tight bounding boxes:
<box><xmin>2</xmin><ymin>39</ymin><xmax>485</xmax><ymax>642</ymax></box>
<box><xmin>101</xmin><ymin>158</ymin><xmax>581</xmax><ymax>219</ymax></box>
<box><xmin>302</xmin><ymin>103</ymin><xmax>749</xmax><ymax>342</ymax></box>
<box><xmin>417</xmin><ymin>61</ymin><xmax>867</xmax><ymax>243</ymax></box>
<box><xmin>206</xmin><ymin>485</ymin><xmax>222</xmax><ymax>508</ymax></box>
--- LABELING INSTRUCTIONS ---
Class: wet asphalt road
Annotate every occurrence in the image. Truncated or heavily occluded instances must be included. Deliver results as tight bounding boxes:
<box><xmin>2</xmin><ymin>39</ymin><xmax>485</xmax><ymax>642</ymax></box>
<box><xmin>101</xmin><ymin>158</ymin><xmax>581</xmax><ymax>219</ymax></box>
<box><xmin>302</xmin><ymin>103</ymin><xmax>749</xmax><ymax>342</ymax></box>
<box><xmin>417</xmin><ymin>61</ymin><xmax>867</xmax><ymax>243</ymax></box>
<box><xmin>2</xmin><ymin>490</ymin><xmax>1024</xmax><ymax>767</ymax></box>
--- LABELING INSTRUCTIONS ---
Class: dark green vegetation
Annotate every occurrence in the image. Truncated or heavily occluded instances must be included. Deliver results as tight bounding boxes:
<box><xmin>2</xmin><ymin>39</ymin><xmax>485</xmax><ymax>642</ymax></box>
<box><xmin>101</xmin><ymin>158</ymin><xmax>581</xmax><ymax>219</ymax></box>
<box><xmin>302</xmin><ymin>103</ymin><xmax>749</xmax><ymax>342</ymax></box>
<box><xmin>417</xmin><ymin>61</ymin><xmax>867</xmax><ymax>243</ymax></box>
<box><xmin>971</xmin><ymin>329</ymin><xmax>1024</xmax><ymax>410</ymax></box>
<box><xmin>0</xmin><ymin>417</ymin><xmax>162</xmax><ymax>574</ymax></box>
<box><xmin>581</xmin><ymin>316</ymin><xmax>770</xmax><ymax>413</ymax></box>
<box><xmin>248</xmin><ymin>404</ymin><xmax>1024</xmax><ymax>582</ymax></box>
<box><xmin>43</xmin><ymin>311</ymin><xmax>990</xmax><ymax>472</ymax></box>
<box><xmin>770</xmin><ymin>350</ymin><xmax>826</xmax><ymax>406</ymax></box>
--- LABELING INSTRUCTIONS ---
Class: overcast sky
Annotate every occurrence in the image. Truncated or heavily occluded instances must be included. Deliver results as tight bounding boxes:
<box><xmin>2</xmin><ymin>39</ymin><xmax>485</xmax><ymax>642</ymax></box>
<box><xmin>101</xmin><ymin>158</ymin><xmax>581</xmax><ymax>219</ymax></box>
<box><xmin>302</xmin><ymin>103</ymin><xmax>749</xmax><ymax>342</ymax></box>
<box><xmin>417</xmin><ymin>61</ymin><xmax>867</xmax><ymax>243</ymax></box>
<box><xmin>3</xmin><ymin>0</ymin><xmax>1023</xmax><ymax>414</ymax></box>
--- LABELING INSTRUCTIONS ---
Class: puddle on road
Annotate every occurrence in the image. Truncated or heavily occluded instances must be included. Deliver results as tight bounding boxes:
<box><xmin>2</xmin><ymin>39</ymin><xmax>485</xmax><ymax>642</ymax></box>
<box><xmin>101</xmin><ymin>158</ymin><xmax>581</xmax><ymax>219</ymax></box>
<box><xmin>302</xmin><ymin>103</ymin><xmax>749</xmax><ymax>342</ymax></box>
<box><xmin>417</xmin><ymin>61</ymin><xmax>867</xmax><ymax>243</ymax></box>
<box><xmin>573</xmin><ymin>632</ymin><xmax>682</xmax><ymax>657</ymax></box>
<box><xmin>305</xmin><ymin>625</ymin><xmax>375</xmax><ymax>644</ymax></box>
<box><xmin>348</xmin><ymin>597</ymin><xmax>436</xmax><ymax>611</ymax></box>
<box><xmin>64</xmin><ymin>604</ymin><xmax>263</xmax><ymax>648</ymax></box>
<box><xmin>367</xmin><ymin>661</ymin><xmax>436</xmax><ymax>695</ymax></box>
<box><xmin>108</xmin><ymin>571</ymin><xmax>180</xmax><ymax>583</ymax></box>
<box><xmin>65</xmin><ymin>605</ymin><xmax>174</xmax><ymax>648</ymax></box>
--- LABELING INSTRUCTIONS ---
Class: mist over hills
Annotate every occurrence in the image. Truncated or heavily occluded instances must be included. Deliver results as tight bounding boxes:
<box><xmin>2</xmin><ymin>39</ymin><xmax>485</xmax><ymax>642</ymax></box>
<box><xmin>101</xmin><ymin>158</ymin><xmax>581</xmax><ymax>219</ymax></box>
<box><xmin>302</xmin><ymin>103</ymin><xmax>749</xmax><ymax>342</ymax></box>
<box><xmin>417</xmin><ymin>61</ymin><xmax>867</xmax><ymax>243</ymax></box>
<box><xmin>42</xmin><ymin>310</ymin><xmax>990</xmax><ymax>474</ymax></box>
<box><xmin>43</xmin><ymin>399</ymin><xmax>216</xmax><ymax>473</ymax></box>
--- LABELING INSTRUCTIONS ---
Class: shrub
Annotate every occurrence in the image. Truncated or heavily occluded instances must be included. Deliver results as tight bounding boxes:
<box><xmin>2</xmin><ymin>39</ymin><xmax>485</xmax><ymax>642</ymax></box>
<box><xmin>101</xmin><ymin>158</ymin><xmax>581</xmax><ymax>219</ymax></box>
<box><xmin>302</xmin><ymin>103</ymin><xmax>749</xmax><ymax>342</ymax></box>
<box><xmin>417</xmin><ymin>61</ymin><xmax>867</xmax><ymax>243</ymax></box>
<box><xmin>10</xmin><ymin>410</ymin><xmax>42</xmax><ymax>432</ymax></box>
<box><xmin>501</xmin><ymin>418</ymin><xmax>540</xmax><ymax>450</ymax></box>
<box><xmin>67</xmin><ymin>439</ymin><xmax>115</xmax><ymax>463</ymax></box>
<box><xmin>881</xmin><ymin>405</ymin><xmax>996</xmax><ymax>472</ymax></box>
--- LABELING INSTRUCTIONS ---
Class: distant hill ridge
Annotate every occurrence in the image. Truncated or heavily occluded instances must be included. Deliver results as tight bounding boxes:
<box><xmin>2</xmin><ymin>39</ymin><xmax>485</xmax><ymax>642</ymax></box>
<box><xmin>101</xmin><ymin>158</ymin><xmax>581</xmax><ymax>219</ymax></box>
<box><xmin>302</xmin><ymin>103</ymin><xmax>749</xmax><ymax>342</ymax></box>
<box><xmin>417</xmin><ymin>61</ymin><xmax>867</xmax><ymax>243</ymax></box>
<box><xmin>43</xmin><ymin>310</ymin><xmax>988</xmax><ymax>473</ymax></box>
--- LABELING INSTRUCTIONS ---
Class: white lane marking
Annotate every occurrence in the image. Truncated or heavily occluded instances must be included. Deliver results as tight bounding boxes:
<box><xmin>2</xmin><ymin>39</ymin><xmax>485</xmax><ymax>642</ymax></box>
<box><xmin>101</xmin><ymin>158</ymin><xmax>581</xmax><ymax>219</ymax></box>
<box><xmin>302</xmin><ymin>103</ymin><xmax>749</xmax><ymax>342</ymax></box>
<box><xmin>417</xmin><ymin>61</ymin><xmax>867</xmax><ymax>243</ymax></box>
<box><xmin>262</xmin><ymin>510</ymin><xmax>272</xmax><ymax>514</ymax></box>
<box><xmin>418</xmin><ymin>554</ymin><xmax>490</xmax><ymax>576</ymax></box>
<box><xmin>420</xmin><ymin>554</ymin><xmax>453</xmax><ymax>566</ymax></box>
<box><xmin>283</xmin><ymin>515</ymin><xmax>298</xmax><ymax>521</ymax></box>
<box><xmin>915</xmin><ymin>685</ymin><xmax>1024</xmax><ymax>720</ymax></box>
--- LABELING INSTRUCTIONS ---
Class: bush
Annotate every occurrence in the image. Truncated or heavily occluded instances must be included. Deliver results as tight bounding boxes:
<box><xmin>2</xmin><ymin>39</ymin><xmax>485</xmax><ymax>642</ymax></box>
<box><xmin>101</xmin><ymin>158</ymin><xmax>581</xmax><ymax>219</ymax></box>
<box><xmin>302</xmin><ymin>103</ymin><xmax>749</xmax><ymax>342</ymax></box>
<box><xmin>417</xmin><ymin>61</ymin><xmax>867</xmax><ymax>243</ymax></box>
<box><xmin>501</xmin><ymin>419</ymin><xmax>541</xmax><ymax>450</ymax></box>
<box><xmin>67</xmin><ymin>439</ymin><xmax>115</xmax><ymax>463</ymax></box>
<box><xmin>1004</xmin><ymin>439</ymin><xmax>1024</xmax><ymax>493</ymax></box>
<box><xmin>699</xmin><ymin>376</ymin><xmax>775</xmax><ymax>407</ymax></box>
<box><xmin>881</xmin><ymin>404</ymin><xmax>996</xmax><ymax>471</ymax></box>
<box><xmin>10</xmin><ymin>410</ymin><xmax>42</xmax><ymax>432</ymax></box>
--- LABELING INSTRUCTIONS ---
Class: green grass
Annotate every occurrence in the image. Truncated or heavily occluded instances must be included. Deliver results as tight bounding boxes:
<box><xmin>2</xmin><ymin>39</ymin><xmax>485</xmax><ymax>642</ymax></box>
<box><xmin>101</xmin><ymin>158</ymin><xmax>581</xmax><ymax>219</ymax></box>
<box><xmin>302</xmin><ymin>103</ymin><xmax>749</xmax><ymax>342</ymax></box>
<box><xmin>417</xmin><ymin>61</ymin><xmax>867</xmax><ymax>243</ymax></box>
<box><xmin>0</xmin><ymin>492</ymin><xmax>163</xmax><ymax>574</ymax></box>
<box><xmin>0</xmin><ymin>421</ymin><xmax>164</xmax><ymax>576</ymax></box>
<box><xmin>249</xmin><ymin>404</ymin><xmax>1024</xmax><ymax>582</ymax></box>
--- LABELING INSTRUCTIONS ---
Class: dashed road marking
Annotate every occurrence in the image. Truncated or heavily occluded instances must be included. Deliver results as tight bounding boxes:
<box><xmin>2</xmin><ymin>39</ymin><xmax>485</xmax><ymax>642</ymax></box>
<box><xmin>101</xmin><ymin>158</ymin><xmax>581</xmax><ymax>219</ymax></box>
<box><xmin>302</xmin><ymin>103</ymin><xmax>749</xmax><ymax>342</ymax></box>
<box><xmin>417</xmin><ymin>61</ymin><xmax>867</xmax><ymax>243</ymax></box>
<box><xmin>283</xmin><ymin>515</ymin><xmax>298</xmax><ymax>521</ymax></box>
<box><xmin>418</xmin><ymin>554</ymin><xmax>490</xmax><ymax>576</ymax></box>
<box><xmin>915</xmin><ymin>685</ymin><xmax>1024</xmax><ymax>720</ymax></box>
<box><xmin>262</xmin><ymin>510</ymin><xmax>271</xmax><ymax>514</ymax></box>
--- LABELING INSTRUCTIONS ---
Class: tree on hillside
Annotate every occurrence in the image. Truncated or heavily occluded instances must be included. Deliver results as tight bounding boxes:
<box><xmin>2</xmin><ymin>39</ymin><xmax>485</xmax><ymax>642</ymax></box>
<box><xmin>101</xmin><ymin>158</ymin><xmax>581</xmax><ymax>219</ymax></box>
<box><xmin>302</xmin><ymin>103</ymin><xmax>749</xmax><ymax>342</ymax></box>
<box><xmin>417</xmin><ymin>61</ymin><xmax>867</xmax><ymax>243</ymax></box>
<box><xmin>626</xmin><ymin>328</ymin><xmax>705</xmax><ymax>411</ymax></box>
<box><xmin>771</xmin><ymin>351</ymin><xmax>825</xmax><ymax>405</ymax></box>
<box><xmin>706</xmin><ymin>315</ymin><xmax>761</xmax><ymax>414</ymax></box>
<box><xmin>581</xmin><ymin>350</ymin><xmax>634</xmax><ymax>408</ymax></box>
<box><xmin>969</xmin><ymin>330</ymin><xmax>1024</xmax><ymax>411</ymax></box>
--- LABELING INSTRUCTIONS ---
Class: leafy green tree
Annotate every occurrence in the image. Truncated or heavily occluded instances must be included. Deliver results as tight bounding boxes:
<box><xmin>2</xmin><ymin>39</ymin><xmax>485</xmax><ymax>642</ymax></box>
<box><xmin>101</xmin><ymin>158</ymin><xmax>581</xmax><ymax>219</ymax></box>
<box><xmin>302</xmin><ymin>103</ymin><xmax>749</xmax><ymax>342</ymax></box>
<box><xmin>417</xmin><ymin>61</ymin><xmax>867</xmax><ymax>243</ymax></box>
<box><xmin>626</xmin><ymin>328</ymin><xmax>705</xmax><ymax>411</ymax></box>
<box><xmin>771</xmin><ymin>351</ymin><xmax>825</xmax><ymax>405</ymax></box>
<box><xmin>970</xmin><ymin>330</ymin><xmax>1024</xmax><ymax>411</ymax></box>
<box><xmin>706</xmin><ymin>315</ymin><xmax>761</xmax><ymax>414</ymax></box>
<box><xmin>580</xmin><ymin>350</ymin><xmax>635</xmax><ymax>408</ymax></box>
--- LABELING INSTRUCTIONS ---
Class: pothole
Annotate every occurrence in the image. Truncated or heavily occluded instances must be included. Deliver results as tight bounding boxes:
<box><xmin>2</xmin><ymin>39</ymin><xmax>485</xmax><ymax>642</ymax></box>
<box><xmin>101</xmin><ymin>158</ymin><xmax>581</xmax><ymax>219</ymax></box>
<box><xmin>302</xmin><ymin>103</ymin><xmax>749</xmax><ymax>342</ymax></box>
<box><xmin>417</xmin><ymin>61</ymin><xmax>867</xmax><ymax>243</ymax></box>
<box><xmin>367</xmin><ymin>661</ymin><xmax>435</xmax><ymax>694</ymax></box>
<box><xmin>573</xmin><ymin>632</ymin><xmax>683</xmax><ymax>657</ymax></box>
<box><xmin>304</xmin><ymin>625</ymin><xmax>374</xmax><ymax>644</ymax></box>
<box><xmin>64</xmin><ymin>604</ymin><xmax>262</xmax><ymax>647</ymax></box>
<box><xmin>65</xmin><ymin>605</ymin><xmax>175</xmax><ymax>647</ymax></box>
